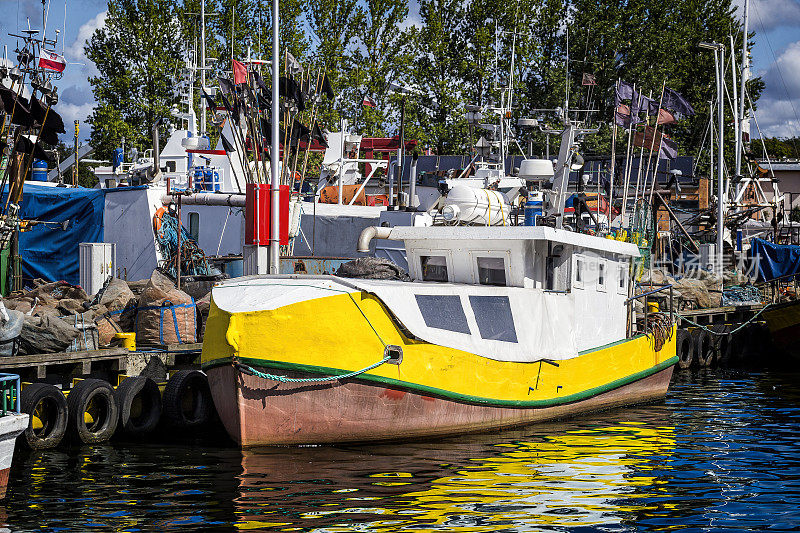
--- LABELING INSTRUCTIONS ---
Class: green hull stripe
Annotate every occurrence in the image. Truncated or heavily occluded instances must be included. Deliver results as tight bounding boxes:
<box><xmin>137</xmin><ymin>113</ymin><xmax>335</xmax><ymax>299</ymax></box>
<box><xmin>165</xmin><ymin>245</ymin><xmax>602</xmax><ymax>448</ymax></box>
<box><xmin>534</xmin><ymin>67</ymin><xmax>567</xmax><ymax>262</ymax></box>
<box><xmin>202</xmin><ymin>354</ymin><xmax>678</xmax><ymax>408</ymax></box>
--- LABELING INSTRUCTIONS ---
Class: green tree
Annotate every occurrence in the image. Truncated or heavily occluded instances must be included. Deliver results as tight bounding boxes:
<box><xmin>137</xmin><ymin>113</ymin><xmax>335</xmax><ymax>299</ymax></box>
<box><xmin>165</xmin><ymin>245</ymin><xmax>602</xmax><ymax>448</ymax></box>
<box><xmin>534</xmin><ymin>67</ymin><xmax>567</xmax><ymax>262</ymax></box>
<box><xmin>350</xmin><ymin>0</ymin><xmax>411</xmax><ymax>136</ymax></box>
<box><xmin>305</xmin><ymin>0</ymin><xmax>364</xmax><ymax>129</ymax></box>
<box><xmin>406</xmin><ymin>0</ymin><xmax>467</xmax><ymax>154</ymax></box>
<box><xmin>86</xmin><ymin>0</ymin><xmax>185</xmax><ymax>159</ymax></box>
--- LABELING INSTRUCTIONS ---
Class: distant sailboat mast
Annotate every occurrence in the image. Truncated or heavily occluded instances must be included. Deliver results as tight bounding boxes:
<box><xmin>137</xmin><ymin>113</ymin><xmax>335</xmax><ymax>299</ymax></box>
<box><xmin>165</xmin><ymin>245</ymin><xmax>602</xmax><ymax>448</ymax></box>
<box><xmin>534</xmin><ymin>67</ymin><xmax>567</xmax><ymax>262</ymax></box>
<box><xmin>735</xmin><ymin>0</ymin><xmax>749</xmax><ymax>195</ymax></box>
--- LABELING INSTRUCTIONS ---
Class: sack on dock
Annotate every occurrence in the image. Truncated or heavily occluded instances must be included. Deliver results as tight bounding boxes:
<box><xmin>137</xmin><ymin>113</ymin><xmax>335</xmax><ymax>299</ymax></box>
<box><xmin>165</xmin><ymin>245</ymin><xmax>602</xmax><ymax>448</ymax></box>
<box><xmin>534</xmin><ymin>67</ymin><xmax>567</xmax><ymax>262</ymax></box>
<box><xmin>95</xmin><ymin>277</ymin><xmax>136</xmax><ymax>313</ymax></box>
<box><xmin>27</xmin><ymin>279</ymin><xmax>89</xmax><ymax>303</ymax></box>
<box><xmin>135</xmin><ymin>270</ymin><xmax>197</xmax><ymax>346</ymax></box>
<box><xmin>336</xmin><ymin>257</ymin><xmax>410</xmax><ymax>281</ymax></box>
<box><xmin>673</xmin><ymin>277</ymin><xmax>714</xmax><ymax>309</ymax></box>
<box><xmin>18</xmin><ymin>314</ymin><xmax>80</xmax><ymax>355</ymax></box>
<box><xmin>0</xmin><ymin>308</ymin><xmax>24</xmax><ymax>357</ymax></box>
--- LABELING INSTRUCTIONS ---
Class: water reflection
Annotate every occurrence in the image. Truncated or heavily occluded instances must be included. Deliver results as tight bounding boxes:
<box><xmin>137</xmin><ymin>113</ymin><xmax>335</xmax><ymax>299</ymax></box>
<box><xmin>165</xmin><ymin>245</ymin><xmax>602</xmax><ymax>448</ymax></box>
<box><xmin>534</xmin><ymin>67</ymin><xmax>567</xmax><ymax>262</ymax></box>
<box><xmin>235</xmin><ymin>407</ymin><xmax>677</xmax><ymax>531</ymax></box>
<box><xmin>5</xmin><ymin>370</ymin><xmax>800</xmax><ymax>531</ymax></box>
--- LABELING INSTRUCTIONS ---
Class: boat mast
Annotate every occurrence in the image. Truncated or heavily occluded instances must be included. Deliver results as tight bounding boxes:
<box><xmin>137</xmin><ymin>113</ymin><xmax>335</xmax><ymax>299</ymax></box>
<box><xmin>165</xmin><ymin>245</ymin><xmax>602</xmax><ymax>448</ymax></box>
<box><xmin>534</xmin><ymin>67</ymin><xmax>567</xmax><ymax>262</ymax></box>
<box><xmin>269</xmin><ymin>0</ymin><xmax>280</xmax><ymax>273</ymax></box>
<box><xmin>200</xmin><ymin>0</ymin><xmax>206</xmax><ymax>137</ymax></box>
<box><xmin>715</xmin><ymin>46</ymin><xmax>725</xmax><ymax>274</ymax></box>
<box><xmin>735</xmin><ymin>0</ymin><xmax>749</xmax><ymax>193</ymax></box>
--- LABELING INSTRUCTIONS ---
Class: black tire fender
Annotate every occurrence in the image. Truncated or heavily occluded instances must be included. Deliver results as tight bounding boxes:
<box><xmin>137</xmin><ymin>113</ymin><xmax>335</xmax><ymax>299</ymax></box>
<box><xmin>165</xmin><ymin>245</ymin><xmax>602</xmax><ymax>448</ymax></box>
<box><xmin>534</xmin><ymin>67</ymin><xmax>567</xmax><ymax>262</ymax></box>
<box><xmin>20</xmin><ymin>383</ymin><xmax>68</xmax><ymax>450</ymax></box>
<box><xmin>692</xmin><ymin>328</ymin><xmax>715</xmax><ymax>367</ymax></box>
<box><xmin>114</xmin><ymin>376</ymin><xmax>162</xmax><ymax>436</ymax></box>
<box><xmin>163</xmin><ymin>370</ymin><xmax>213</xmax><ymax>429</ymax></box>
<box><xmin>676</xmin><ymin>328</ymin><xmax>694</xmax><ymax>369</ymax></box>
<box><xmin>67</xmin><ymin>378</ymin><xmax>119</xmax><ymax>444</ymax></box>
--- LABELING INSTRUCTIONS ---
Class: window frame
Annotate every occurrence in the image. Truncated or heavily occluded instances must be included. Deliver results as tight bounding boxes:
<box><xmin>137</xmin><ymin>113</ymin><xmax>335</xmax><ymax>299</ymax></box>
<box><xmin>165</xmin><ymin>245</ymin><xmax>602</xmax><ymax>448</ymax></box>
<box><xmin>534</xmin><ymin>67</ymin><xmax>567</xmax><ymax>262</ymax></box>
<box><xmin>414</xmin><ymin>249</ymin><xmax>454</xmax><ymax>282</ymax></box>
<box><xmin>617</xmin><ymin>263</ymin><xmax>628</xmax><ymax>294</ymax></box>
<box><xmin>188</xmin><ymin>212</ymin><xmax>200</xmax><ymax>243</ymax></box>
<box><xmin>597</xmin><ymin>259</ymin><xmax>607</xmax><ymax>292</ymax></box>
<box><xmin>470</xmin><ymin>250</ymin><xmax>511</xmax><ymax>287</ymax></box>
<box><xmin>573</xmin><ymin>255</ymin><xmax>585</xmax><ymax>290</ymax></box>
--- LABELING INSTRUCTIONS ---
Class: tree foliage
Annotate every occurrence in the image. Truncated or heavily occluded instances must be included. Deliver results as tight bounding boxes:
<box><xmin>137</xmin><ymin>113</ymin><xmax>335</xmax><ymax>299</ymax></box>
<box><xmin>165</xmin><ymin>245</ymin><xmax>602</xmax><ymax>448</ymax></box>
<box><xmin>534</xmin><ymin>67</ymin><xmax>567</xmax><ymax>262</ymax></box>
<box><xmin>86</xmin><ymin>0</ymin><xmax>760</xmax><ymax>165</ymax></box>
<box><xmin>86</xmin><ymin>0</ymin><xmax>184</xmax><ymax>159</ymax></box>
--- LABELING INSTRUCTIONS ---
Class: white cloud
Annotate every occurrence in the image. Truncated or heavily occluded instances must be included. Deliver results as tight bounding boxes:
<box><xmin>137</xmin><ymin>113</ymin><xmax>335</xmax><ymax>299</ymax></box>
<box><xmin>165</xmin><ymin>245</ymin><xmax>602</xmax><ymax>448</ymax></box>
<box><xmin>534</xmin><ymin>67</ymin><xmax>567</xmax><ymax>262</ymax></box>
<box><xmin>752</xmin><ymin>40</ymin><xmax>800</xmax><ymax>137</ymax></box>
<box><xmin>762</xmin><ymin>40</ymin><xmax>800</xmax><ymax>98</ymax></box>
<box><xmin>56</xmin><ymin>102</ymin><xmax>95</xmax><ymax>142</ymax></box>
<box><xmin>753</xmin><ymin>96</ymin><xmax>800</xmax><ymax>137</ymax></box>
<box><xmin>66</xmin><ymin>10</ymin><xmax>106</xmax><ymax>75</ymax></box>
<box><xmin>733</xmin><ymin>0</ymin><xmax>800</xmax><ymax>31</ymax></box>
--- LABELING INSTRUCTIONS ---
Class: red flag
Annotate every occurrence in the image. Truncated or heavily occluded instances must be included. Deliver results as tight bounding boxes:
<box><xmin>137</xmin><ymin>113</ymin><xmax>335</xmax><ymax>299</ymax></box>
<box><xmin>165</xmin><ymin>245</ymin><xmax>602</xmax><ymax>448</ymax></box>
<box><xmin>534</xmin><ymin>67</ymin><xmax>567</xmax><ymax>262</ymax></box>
<box><xmin>362</xmin><ymin>95</ymin><xmax>376</xmax><ymax>108</ymax></box>
<box><xmin>39</xmin><ymin>49</ymin><xmax>66</xmax><ymax>73</ymax></box>
<box><xmin>233</xmin><ymin>60</ymin><xmax>247</xmax><ymax>85</ymax></box>
<box><xmin>656</xmin><ymin>108</ymin><xmax>676</xmax><ymax>125</ymax></box>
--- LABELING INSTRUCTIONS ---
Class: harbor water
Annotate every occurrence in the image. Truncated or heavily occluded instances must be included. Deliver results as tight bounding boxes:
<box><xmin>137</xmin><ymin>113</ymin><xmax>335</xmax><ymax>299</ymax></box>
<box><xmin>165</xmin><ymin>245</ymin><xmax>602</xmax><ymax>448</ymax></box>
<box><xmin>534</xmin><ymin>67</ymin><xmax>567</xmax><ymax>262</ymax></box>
<box><xmin>2</xmin><ymin>368</ymin><xmax>799</xmax><ymax>531</ymax></box>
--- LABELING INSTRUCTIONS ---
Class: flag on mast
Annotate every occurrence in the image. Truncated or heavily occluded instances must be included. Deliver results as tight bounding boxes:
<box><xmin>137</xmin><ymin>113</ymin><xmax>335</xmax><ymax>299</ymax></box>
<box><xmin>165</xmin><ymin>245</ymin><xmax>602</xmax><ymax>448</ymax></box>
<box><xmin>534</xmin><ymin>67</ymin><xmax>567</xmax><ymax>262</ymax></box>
<box><xmin>39</xmin><ymin>50</ymin><xmax>66</xmax><ymax>73</ymax></box>
<box><xmin>362</xmin><ymin>95</ymin><xmax>376</xmax><ymax>108</ymax></box>
<box><xmin>581</xmin><ymin>73</ymin><xmax>597</xmax><ymax>86</ymax></box>
<box><xmin>233</xmin><ymin>60</ymin><xmax>247</xmax><ymax>85</ymax></box>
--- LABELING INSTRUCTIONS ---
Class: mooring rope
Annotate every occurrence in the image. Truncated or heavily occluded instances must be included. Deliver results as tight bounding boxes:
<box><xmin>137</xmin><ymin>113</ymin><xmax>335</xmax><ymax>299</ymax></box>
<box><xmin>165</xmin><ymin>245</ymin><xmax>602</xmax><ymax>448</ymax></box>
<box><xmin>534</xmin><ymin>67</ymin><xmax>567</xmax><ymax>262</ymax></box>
<box><xmin>235</xmin><ymin>355</ymin><xmax>391</xmax><ymax>383</ymax></box>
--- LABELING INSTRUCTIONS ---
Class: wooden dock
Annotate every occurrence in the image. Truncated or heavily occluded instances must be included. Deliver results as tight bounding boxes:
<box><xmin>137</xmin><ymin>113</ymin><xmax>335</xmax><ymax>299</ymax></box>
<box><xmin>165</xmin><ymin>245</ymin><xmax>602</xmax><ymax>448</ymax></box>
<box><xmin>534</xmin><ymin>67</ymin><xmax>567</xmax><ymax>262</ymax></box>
<box><xmin>0</xmin><ymin>348</ymin><xmax>130</xmax><ymax>383</ymax></box>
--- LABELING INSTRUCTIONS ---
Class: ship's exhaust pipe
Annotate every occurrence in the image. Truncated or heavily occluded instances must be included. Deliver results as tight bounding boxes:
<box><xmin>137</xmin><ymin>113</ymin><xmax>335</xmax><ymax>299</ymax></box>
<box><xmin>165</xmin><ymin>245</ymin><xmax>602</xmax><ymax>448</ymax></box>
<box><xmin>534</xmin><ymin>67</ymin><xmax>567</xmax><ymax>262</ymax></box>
<box><xmin>357</xmin><ymin>226</ymin><xmax>393</xmax><ymax>253</ymax></box>
<box><xmin>149</xmin><ymin>118</ymin><xmax>167</xmax><ymax>180</ymax></box>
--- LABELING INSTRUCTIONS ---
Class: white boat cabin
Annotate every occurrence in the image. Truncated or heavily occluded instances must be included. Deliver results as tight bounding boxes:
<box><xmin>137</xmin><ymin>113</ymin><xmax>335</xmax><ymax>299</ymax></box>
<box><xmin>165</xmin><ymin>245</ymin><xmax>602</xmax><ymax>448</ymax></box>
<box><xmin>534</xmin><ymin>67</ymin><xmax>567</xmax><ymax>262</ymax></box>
<box><xmin>366</xmin><ymin>225</ymin><xmax>640</xmax><ymax>357</ymax></box>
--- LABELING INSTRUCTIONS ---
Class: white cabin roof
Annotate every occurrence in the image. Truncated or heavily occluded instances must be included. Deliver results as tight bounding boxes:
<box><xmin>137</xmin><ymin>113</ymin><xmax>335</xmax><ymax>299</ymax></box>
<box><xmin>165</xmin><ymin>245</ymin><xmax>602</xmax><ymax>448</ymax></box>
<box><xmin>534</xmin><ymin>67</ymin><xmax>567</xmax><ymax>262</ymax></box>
<box><xmin>384</xmin><ymin>225</ymin><xmax>641</xmax><ymax>257</ymax></box>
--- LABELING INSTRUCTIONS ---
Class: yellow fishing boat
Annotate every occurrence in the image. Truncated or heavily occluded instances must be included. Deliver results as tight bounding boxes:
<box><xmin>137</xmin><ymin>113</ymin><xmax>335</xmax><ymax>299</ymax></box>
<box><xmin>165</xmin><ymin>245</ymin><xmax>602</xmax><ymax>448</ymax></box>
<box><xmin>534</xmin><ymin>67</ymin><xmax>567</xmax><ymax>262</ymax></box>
<box><xmin>201</xmin><ymin>225</ymin><xmax>676</xmax><ymax>446</ymax></box>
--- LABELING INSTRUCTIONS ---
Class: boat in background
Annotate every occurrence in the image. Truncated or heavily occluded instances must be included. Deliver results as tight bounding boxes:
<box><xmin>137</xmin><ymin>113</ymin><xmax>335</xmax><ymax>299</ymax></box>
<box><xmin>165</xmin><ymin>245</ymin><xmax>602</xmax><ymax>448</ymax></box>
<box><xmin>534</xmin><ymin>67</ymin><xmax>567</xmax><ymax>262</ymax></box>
<box><xmin>0</xmin><ymin>374</ymin><xmax>28</xmax><ymax>499</ymax></box>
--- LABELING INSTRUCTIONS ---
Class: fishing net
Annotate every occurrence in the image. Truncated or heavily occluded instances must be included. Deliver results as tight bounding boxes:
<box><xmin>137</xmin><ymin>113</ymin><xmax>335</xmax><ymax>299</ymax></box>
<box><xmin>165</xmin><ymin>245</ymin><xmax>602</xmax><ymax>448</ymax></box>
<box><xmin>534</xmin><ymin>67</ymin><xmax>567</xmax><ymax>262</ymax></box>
<box><xmin>630</xmin><ymin>200</ymin><xmax>655</xmax><ymax>278</ymax></box>
<box><xmin>154</xmin><ymin>212</ymin><xmax>216</xmax><ymax>279</ymax></box>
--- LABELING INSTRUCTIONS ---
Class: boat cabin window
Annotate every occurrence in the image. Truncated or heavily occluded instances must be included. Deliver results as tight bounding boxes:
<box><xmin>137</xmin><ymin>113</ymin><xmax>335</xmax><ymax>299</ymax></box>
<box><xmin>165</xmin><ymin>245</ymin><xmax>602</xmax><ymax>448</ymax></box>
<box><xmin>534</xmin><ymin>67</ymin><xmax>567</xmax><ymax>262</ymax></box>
<box><xmin>420</xmin><ymin>255</ymin><xmax>449</xmax><ymax>282</ymax></box>
<box><xmin>476</xmin><ymin>257</ymin><xmax>507</xmax><ymax>286</ymax></box>
<box><xmin>469</xmin><ymin>295</ymin><xmax>518</xmax><ymax>343</ymax></box>
<box><xmin>618</xmin><ymin>265</ymin><xmax>627</xmax><ymax>293</ymax></box>
<box><xmin>597</xmin><ymin>261</ymin><xmax>606</xmax><ymax>292</ymax></box>
<box><xmin>188</xmin><ymin>212</ymin><xmax>200</xmax><ymax>242</ymax></box>
<box><xmin>415</xmin><ymin>295</ymin><xmax>470</xmax><ymax>334</ymax></box>
<box><xmin>573</xmin><ymin>257</ymin><xmax>585</xmax><ymax>289</ymax></box>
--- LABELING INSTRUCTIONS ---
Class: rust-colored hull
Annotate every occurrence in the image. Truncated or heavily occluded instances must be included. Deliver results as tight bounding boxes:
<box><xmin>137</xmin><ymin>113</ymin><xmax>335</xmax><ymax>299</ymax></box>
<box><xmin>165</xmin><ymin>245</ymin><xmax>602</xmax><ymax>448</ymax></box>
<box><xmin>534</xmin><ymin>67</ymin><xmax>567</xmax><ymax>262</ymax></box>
<box><xmin>207</xmin><ymin>364</ymin><xmax>674</xmax><ymax>447</ymax></box>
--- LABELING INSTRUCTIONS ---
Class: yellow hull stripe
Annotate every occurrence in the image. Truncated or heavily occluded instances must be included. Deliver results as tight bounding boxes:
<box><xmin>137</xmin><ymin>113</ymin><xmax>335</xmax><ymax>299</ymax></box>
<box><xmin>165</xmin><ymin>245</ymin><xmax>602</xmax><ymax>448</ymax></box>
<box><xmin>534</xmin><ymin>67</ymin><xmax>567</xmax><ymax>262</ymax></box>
<box><xmin>201</xmin><ymin>291</ymin><xmax>677</xmax><ymax>407</ymax></box>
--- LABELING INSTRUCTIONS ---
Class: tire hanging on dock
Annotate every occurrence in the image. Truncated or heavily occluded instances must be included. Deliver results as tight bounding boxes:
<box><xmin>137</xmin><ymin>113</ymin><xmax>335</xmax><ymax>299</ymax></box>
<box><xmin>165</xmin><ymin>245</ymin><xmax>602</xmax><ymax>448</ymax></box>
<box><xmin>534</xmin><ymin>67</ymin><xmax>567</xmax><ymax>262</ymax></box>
<box><xmin>66</xmin><ymin>379</ymin><xmax>119</xmax><ymax>444</ymax></box>
<box><xmin>20</xmin><ymin>383</ymin><xmax>68</xmax><ymax>450</ymax></box>
<box><xmin>692</xmin><ymin>329</ymin><xmax>714</xmax><ymax>367</ymax></box>
<box><xmin>114</xmin><ymin>376</ymin><xmax>162</xmax><ymax>436</ymax></box>
<box><xmin>162</xmin><ymin>370</ymin><xmax>213</xmax><ymax>429</ymax></box>
<box><xmin>676</xmin><ymin>328</ymin><xmax>694</xmax><ymax>369</ymax></box>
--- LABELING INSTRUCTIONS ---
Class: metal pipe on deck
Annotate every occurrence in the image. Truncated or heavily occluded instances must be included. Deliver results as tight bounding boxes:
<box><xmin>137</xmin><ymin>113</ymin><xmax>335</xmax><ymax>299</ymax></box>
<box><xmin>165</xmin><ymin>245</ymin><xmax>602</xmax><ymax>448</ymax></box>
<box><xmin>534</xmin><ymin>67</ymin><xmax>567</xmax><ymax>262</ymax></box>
<box><xmin>161</xmin><ymin>193</ymin><xmax>245</xmax><ymax>207</ymax></box>
<box><xmin>357</xmin><ymin>226</ymin><xmax>395</xmax><ymax>253</ymax></box>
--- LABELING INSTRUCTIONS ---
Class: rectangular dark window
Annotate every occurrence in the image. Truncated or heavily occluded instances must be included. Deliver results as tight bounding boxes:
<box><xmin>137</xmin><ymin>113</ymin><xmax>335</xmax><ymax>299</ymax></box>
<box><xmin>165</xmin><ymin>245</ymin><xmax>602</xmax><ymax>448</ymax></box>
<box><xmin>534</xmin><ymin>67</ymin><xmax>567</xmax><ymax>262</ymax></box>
<box><xmin>420</xmin><ymin>255</ymin><xmax>448</xmax><ymax>282</ymax></box>
<box><xmin>469</xmin><ymin>295</ymin><xmax>518</xmax><ymax>343</ymax></box>
<box><xmin>477</xmin><ymin>257</ymin><xmax>507</xmax><ymax>286</ymax></box>
<box><xmin>415</xmin><ymin>294</ymin><xmax>470</xmax><ymax>334</ymax></box>
<box><xmin>188</xmin><ymin>212</ymin><xmax>200</xmax><ymax>242</ymax></box>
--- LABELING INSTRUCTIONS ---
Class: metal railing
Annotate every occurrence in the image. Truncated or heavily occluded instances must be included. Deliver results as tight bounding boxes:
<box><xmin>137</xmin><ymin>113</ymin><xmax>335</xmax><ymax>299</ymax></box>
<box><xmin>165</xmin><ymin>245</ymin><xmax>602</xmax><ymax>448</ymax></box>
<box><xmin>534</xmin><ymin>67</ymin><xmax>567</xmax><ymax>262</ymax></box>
<box><xmin>0</xmin><ymin>373</ymin><xmax>21</xmax><ymax>415</ymax></box>
<box><xmin>626</xmin><ymin>283</ymin><xmax>674</xmax><ymax>337</ymax></box>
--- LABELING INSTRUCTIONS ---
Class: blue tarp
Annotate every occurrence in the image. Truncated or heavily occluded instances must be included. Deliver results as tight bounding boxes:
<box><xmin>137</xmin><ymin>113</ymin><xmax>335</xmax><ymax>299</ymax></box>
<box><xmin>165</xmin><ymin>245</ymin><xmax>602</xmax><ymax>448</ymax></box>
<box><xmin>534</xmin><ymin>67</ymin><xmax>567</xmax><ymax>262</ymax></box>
<box><xmin>750</xmin><ymin>238</ymin><xmax>800</xmax><ymax>282</ymax></box>
<box><xmin>2</xmin><ymin>184</ymin><xmax>105</xmax><ymax>287</ymax></box>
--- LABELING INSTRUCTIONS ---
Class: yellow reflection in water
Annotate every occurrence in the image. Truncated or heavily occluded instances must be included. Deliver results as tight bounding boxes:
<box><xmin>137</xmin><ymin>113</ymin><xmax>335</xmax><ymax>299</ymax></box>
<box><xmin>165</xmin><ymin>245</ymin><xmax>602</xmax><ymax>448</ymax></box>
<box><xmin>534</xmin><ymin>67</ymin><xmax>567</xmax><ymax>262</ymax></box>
<box><xmin>383</xmin><ymin>422</ymin><xmax>676</xmax><ymax>532</ymax></box>
<box><xmin>236</xmin><ymin>420</ymin><xmax>676</xmax><ymax>532</ymax></box>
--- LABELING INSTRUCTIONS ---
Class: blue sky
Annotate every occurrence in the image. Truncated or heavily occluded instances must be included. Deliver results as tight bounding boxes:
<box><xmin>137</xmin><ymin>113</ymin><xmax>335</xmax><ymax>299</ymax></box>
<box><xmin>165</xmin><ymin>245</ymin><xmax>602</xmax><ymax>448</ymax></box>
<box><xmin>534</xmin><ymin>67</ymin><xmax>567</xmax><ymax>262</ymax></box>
<box><xmin>1</xmin><ymin>0</ymin><xmax>799</xmax><ymax>144</ymax></box>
